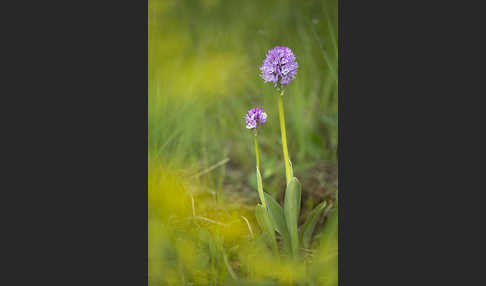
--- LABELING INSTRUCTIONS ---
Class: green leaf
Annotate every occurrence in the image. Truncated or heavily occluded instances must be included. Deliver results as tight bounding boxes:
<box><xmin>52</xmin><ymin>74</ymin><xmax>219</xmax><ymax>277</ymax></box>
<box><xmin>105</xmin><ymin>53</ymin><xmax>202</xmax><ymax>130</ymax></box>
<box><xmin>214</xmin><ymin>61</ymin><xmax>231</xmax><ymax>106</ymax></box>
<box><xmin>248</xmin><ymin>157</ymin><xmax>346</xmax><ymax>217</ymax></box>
<box><xmin>264</xmin><ymin>192</ymin><xmax>290</xmax><ymax>253</ymax></box>
<box><xmin>256</xmin><ymin>168</ymin><xmax>266</xmax><ymax>207</ymax></box>
<box><xmin>255</xmin><ymin>204</ymin><xmax>278</xmax><ymax>254</ymax></box>
<box><xmin>284</xmin><ymin>177</ymin><xmax>302</xmax><ymax>258</ymax></box>
<box><xmin>300</xmin><ymin>201</ymin><xmax>327</xmax><ymax>249</ymax></box>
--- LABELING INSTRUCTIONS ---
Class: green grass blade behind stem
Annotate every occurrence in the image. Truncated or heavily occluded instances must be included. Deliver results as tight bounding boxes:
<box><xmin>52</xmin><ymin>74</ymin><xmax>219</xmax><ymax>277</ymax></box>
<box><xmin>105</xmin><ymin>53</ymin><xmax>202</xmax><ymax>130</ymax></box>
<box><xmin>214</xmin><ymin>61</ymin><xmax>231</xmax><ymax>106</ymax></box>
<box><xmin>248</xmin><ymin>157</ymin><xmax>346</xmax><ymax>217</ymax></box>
<box><xmin>289</xmin><ymin>159</ymin><xmax>294</xmax><ymax>178</ymax></box>
<box><xmin>300</xmin><ymin>200</ymin><xmax>327</xmax><ymax>249</ymax></box>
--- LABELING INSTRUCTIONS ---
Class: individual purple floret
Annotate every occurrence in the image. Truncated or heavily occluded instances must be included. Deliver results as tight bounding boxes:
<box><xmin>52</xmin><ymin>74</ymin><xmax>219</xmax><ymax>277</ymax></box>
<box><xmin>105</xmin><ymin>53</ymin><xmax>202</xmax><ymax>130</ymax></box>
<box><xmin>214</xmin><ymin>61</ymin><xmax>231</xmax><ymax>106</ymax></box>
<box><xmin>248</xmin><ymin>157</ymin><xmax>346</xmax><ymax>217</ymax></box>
<box><xmin>260</xmin><ymin>46</ymin><xmax>298</xmax><ymax>87</ymax></box>
<box><xmin>245</xmin><ymin>107</ymin><xmax>267</xmax><ymax>130</ymax></box>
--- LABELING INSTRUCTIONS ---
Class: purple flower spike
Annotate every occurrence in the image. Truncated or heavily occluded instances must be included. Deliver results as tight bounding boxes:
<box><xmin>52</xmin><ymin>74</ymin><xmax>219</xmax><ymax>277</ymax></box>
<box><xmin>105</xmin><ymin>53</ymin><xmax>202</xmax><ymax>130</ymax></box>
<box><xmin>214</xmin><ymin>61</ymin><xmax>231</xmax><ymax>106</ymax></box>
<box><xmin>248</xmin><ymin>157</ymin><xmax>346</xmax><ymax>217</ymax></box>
<box><xmin>260</xmin><ymin>46</ymin><xmax>298</xmax><ymax>87</ymax></box>
<box><xmin>245</xmin><ymin>107</ymin><xmax>267</xmax><ymax>130</ymax></box>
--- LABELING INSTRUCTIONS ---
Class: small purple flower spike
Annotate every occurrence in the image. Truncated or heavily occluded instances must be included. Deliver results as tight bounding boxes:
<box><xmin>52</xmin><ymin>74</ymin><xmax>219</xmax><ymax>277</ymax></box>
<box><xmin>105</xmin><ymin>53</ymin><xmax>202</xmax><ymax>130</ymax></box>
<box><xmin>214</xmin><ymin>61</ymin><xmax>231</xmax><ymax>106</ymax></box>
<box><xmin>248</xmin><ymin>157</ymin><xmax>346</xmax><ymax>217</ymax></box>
<box><xmin>260</xmin><ymin>46</ymin><xmax>298</xmax><ymax>87</ymax></box>
<box><xmin>245</xmin><ymin>107</ymin><xmax>267</xmax><ymax>130</ymax></box>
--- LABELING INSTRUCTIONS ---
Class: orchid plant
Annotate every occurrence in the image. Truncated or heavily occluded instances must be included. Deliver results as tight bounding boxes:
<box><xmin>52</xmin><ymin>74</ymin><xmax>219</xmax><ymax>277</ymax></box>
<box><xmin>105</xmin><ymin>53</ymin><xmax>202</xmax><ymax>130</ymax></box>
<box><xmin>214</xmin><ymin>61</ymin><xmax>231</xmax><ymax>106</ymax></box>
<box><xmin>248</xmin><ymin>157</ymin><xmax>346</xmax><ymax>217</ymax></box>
<box><xmin>246</xmin><ymin>46</ymin><xmax>330</xmax><ymax>259</ymax></box>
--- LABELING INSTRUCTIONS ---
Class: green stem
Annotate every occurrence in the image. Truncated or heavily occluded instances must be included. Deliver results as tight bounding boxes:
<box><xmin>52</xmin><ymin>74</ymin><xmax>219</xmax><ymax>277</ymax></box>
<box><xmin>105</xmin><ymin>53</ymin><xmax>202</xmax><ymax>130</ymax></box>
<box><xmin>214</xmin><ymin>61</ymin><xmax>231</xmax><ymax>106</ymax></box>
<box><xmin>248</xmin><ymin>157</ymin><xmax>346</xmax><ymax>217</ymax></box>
<box><xmin>254</xmin><ymin>133</ymin><xmax>260</xmax><ymax>170</ymax></box>
<box><xmin>278</xmin><ymin>90</ymin><xmax>292</xmax><ymax>184</ymax></box>
<box><xmin>254</xmin><ymin>133</ymin><xmax>266</xmax><ymax>207</ymax></box>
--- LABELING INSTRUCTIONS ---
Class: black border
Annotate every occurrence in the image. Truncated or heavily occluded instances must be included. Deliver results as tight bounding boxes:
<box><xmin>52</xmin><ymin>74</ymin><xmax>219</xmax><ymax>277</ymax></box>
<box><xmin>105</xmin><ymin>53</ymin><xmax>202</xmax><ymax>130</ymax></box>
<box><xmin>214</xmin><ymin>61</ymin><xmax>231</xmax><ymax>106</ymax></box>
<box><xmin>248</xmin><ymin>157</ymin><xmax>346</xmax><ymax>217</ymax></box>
<box><xmin>8</xmin><ymin>1</ymin><xmax>149</xmax><ymax>284</ymax></box>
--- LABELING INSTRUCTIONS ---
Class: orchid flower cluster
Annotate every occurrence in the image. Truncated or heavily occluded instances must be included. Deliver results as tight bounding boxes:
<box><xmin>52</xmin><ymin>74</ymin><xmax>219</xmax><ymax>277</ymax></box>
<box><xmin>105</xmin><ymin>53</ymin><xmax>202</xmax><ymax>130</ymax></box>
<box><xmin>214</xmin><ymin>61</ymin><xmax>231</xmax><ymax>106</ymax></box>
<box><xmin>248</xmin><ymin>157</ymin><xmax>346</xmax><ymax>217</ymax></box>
<box><xmin>244</xmin><ymin>46</ymin><xmax>329</xmax><ymax>259</ymax></box>
<box><xmin>245</xmin><ymin>107</ymin><xmax>267</xmax><ymax>130</ymax></box>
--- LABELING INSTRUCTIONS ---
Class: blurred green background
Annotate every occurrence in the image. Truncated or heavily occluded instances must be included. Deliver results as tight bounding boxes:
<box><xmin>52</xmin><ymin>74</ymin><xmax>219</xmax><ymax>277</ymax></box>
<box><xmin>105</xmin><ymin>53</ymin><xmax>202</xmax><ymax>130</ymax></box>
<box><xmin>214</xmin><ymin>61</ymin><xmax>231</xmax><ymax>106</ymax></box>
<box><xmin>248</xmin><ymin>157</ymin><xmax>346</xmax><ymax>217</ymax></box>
<box><xmin>149</xmin><ymin>0</ymin><xmax>338</xmax><ymax>285</ymax></box>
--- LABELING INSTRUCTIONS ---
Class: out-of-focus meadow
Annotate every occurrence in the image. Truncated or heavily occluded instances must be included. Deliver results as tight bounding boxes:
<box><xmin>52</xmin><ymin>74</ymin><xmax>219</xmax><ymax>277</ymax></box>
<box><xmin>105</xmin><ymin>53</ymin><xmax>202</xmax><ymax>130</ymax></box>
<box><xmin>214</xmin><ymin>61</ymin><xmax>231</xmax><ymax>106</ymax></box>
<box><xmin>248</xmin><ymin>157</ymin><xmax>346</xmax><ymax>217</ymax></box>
<box><xmin>149</xmin><ymin>0</ymin><xmax>338</xmax><ymax>285</ymax></box>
